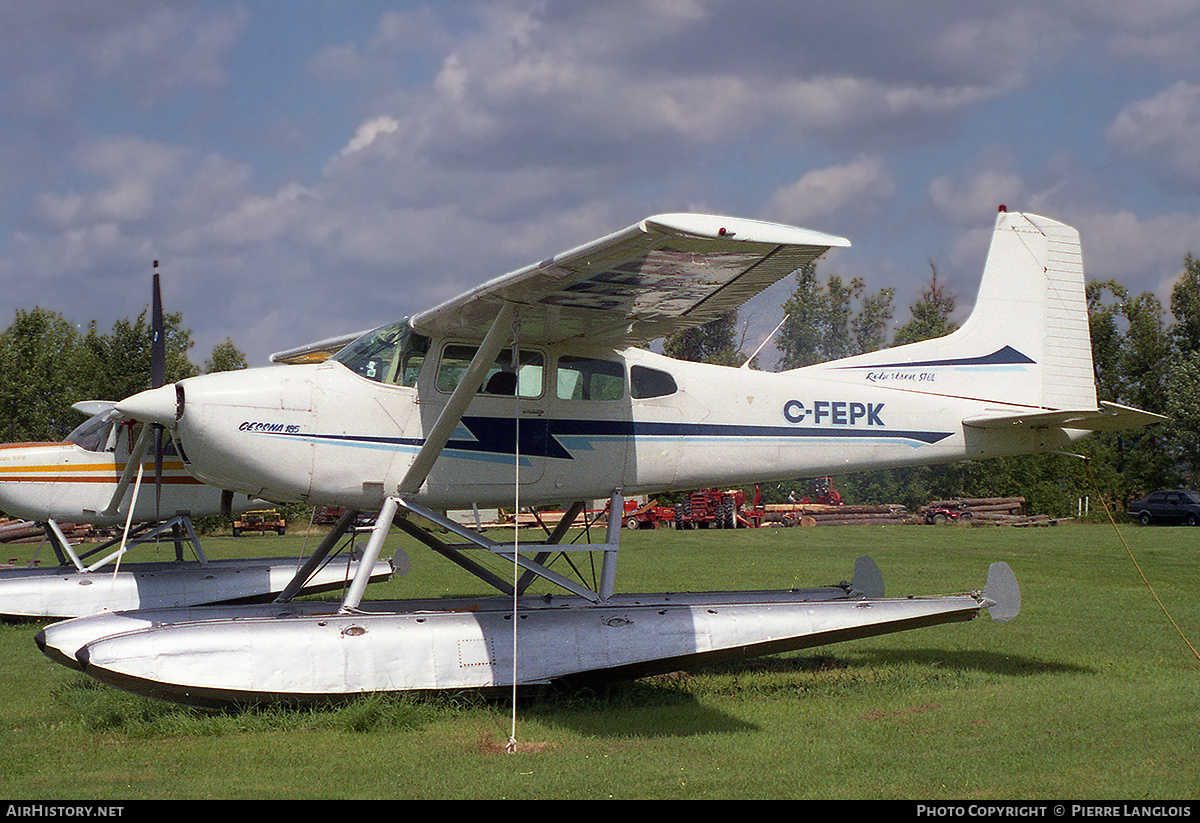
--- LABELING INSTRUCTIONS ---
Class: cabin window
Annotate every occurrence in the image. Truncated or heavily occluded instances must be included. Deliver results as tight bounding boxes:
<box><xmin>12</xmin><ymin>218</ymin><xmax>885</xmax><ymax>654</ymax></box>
<box><xmin>557</xmin><ymin>356</ymin><xmax>625</xmax><ymax>401</ymax></box>
<box><xmin>436</xmin><ymin>345</ymin><xmax>544</xmax><ymax>398</ymax></box>
<box><xmin>630</xmin><ymin>365</ymin><xmax>678</xmax><ymax>399</ymax></box>
<box><xmin>332</xmin><ymin>320</ymin><xmax>430</xmax><ymax>387</ymax></box>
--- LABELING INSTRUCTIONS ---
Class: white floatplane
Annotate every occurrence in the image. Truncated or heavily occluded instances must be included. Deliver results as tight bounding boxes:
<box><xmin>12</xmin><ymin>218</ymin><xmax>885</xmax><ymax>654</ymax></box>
<box><xmin>38</xmin><ymin>209</ymin><xmax>1162</xmax><ymax>705</ymax></box>
<box><xmin>0</xmin><ymin>273</ymin><xmax>392</xmax><ymax>619</ymax></box>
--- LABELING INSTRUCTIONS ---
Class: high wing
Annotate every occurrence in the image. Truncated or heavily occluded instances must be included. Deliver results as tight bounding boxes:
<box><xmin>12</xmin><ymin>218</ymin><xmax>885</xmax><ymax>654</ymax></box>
<box><xmin>270</xmin><ymin>330</ymin><xmax>373</xmax><ymax>365</ymax></box>
<box><xmin>409</xmin><ymin>214</ymin><xmax>850</xmax><ymax>346</ymax></box>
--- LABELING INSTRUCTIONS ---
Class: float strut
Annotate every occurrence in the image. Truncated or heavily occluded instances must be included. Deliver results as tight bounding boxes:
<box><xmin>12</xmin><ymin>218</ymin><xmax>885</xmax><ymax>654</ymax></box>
<box><xmin>340</xmin><ymin>497</ymin><xmax>398</xmax><ymax>612</ymax></box>
<box><xmin>600</xmin><ymin>489</ymin><xmax>622</xmax><ymax>600</ymax></box>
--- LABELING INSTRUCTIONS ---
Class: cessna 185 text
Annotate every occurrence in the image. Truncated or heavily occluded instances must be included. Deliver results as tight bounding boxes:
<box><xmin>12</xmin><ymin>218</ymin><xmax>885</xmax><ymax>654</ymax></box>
<box><xmin>37</xmin><ymin>209</ymin><xmax>1162</xmax><ymax>706</ymax></box>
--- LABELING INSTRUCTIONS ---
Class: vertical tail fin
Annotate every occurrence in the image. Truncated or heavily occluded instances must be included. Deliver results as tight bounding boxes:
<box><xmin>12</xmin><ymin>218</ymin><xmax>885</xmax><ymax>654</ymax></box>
<box><xmin>809</xmin><ymin>211</ymin><xmax>1098</xmax><ymax>411</ymax></box>
<box><xmin>953</xmin><ymin>211</ymin><xmax>1096</xmax><ymax>410</ymax></box>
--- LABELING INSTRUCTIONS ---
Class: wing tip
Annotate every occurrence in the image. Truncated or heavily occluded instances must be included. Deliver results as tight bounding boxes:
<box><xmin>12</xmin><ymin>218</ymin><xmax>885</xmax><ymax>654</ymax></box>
<box><xmin>643</xmin><ymin>213</ymin><xmax>851</xmax><ymax>248</ymax></box>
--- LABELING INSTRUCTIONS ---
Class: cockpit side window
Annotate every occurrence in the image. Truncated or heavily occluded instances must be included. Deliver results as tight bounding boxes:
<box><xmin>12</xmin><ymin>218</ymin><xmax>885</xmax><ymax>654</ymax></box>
<box><xmin>436</xmin><ymin>345</ymin><xmax>545</xmax><ymax>398</ymax></box>
<box><xmin>630</xmin><ymin>365</ymin><xmax>678</xmax><ymax>399</ymax></box>
<box><xmin>332</xmin><ymin>320</ymin><xmax>429</xmax><ymax>387</ymax></box>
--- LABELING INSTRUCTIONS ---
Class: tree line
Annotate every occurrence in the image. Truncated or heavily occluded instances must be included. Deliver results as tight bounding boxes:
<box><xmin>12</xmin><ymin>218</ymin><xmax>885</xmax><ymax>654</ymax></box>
<box><xmin>667</xmin><ymin>255</ymin><xmax>1200</xmax><ymax>516</ymax></box>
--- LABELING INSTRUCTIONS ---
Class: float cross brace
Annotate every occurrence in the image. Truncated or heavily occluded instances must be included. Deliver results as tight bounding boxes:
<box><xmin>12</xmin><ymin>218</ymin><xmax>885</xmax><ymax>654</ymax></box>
<box><xmin>391</xmin><ymin>492</ymin><xmax>623</xmax><ymax>603</ymax></box>
<box><xmin>40</xmin><ymin>514</ymin><xmax>206</xmax><ymax>573</ymax></box>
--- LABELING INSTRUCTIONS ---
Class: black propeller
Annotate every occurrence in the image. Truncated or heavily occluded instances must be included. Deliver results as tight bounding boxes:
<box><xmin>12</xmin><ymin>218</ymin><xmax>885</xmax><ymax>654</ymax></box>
<box><xmin>100</xmin><ymin>263</ymin><xmax>172</xmax><ymax>523</ymax></box>
<box><xmin>151</xmin><ymin>262</ymin><xmax>165</xmax><ymax>388</ymax></box>
<box><xmin>151</xmin><ymin>262</ymin><xmax>165</xmax><ymax>522</ymax></box>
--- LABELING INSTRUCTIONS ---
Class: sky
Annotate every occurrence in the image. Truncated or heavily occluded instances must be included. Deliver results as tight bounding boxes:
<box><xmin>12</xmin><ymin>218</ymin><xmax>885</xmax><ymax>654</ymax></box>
<box><xmin>2</xmin><ymin>0</ymin><xmax>1199</xmax><ymax>370</ymax></box>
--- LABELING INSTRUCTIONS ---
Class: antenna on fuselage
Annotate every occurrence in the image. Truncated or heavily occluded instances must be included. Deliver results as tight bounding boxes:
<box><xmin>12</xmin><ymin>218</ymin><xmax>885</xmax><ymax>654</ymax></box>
<box><xmin>741</xmin><ymin>314</ymin><xmax>789</xmax><ymax>369</ymax></box>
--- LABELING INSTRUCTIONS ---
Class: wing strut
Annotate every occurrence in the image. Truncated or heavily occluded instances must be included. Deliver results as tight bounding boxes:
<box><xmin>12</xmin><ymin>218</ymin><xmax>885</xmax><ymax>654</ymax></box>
<box><xmin>100</xmin><ymin>423</ymin><xmax>152</xmax><ymax>519</ymax></box>
<box><xmin>333</xmin><ymin>303</ymin><xmax>630</xmax><ymax>610</ymax></box>
<box><xmin>398</xmin><ymin>302</ymin><xmax>516</xmax><ymax>496</ymax></box>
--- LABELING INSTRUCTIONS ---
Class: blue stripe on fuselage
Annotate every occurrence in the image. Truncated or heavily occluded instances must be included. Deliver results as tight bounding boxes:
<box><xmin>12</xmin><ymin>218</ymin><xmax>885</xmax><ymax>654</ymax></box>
<box><xmin>833</xmin><ymin>345</ymin><xmax>1035</xmax><ymax>371</ymax></box>
<box><xmin>239</xmin><ymin>416</ymin><xmax>953</xmax><ymax>459</ymax></box>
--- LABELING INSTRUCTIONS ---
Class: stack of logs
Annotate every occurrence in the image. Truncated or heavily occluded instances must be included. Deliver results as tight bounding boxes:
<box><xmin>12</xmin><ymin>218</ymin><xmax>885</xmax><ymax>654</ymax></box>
<box><xmin>916</xmin><ymin>497</ymin><xmax>1062</xmax><ymax>526</ymax></box>
<box><xmin>762</xmin><ymin>503</ymin><xmax>908</xmax><ymax>527</ymax></box>
<box><xmin>0</xmin><ymin>518</ymin><xmax>93</xmax><ymax>546</ymax></box>
<box><xmin>760</xmin><ymin>497</ymin><xmax>1044</xmax><ymax>526</ymax></box>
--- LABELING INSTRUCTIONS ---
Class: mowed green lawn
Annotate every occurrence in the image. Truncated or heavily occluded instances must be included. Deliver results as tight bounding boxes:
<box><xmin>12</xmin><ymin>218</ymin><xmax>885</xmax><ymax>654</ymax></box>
<box><xmin>0</xmin><ymin>521</ymin><xmax>1195</xmax><ymax>800</ymax></box>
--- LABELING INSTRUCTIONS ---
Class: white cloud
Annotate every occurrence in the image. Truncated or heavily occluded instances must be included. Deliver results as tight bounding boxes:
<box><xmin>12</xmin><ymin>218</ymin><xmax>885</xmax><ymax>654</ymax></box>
<box><xmin>1107</xmin><ymin>81</ymin><xmax>1200</xmax><ymax>190</ymax></box>
<box><xmin>2</xmin><ymin>2</ymin><xmax>1200</xmax><ymax>367</ymax></box>
<box><xmin>760</xmin><ymin>156</ymin><xmax>895</xmax><ymax>227</ymax></box>
<box><xmin>340</xmin><ymin>116</ymin><xmax>401</xmax><ymax>156</ymax></box>
<box><xmin>929</xmin><ymin>170</ymin><xmax>1028</xmax><ymax>226</ymax></box>
<box><xmin>0</xmin><ymin>3</ymin><xmax>246</xmax><ymax>114</ymax></box>
<box><xmin>1073</xmin><ymin>0</ymin><xmax>1200</xmax><ymax>69</ymax></box>
<box><xmin>1074</xmin><ymin>209</ymin><xmax>1200</xmax><ymax>295</ymax></box>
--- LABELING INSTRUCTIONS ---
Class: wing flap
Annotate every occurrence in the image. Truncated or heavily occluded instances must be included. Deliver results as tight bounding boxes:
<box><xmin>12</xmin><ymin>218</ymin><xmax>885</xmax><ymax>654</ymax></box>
<box><xmin>410</xmin><ymin>214</ymin><xmax>849</xmax><ymax>346</ymax></box>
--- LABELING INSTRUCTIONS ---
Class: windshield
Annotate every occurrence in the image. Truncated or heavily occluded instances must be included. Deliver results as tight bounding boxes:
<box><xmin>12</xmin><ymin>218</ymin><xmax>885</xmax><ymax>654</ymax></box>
<box><xmin>331</xmin><ymin>319</ymin><xmax>429</xmax><ymax>386</ymax></box>
<box><xmin>65</xmin><ymin>409</ymin><xmax>121</xmax><ymax>452</ymax></box>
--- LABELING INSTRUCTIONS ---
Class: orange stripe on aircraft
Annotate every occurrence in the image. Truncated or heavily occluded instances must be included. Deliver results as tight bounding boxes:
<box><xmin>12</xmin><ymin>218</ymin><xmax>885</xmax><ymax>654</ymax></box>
<box><xmin>0</xmin><ymin>475</ymin><xmax>202</xmax><ymax>485</ymax></box>
<box><xmin>0</xmin><ymin>462</ymin><xmax>189</xmax><ymax>474</ymax></box>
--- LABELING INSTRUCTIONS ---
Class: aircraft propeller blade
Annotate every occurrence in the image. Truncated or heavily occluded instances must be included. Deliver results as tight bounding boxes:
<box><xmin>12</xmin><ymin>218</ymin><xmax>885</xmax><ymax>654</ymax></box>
<box><xmin>151</xmin><ymin>263</ymin><xmax>165</xmax><ymax>522</ymax></box>
<box><xmin>151</xmin><ymin>263</ymin><xmax>165</xmax><ymax>390</ymax></box>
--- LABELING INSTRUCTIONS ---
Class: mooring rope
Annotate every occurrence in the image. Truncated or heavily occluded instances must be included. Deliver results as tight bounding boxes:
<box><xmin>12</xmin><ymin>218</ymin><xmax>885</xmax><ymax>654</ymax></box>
<box><xmin>112</xmin><ymin>461</ymin><xmax>144</xmax><ymax>579</ymax></box>
<box><xmin>1086</xmin><ymin>463</ymin><xmax>1199</xmax><ymax>663</ymax></box>
<box><xmin>508</xmin><ymin>309</ymin><xmax>521</xmax><ymax>754</ymax></box>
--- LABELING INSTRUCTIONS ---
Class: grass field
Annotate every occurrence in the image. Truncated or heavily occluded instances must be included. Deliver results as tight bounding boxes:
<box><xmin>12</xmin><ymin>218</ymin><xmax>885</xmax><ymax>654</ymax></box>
<box><xmin>0</xmin><ymin>520</ymin><xmax>1196</xmax><ymax>800</ymax></box>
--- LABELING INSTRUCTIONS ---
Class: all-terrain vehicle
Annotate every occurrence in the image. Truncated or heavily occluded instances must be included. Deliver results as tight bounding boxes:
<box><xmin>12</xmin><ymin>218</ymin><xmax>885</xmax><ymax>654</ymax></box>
<box><xmin>232</xmin><ymin>510</ymin><xmax>287</xmax><ymax>536</ymax></box>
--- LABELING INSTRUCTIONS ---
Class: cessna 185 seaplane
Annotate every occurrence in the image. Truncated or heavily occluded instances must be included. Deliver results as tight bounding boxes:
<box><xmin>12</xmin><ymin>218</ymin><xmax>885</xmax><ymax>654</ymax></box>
<box><xmin>0</xmin><ymin>274</ymin><xmax>392</xmax><ymax>619</ymax></box>
<box><xmin>37</xmin><ymin>209</ymin><xmax>1162</xmax><ymax>706</ymax></box>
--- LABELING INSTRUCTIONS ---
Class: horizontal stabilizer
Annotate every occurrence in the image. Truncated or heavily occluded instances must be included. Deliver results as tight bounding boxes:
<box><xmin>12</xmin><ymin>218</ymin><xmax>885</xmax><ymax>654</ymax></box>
<box><xmin>964</xmin><ymin>401</ymin><xmax>1167</xmax><ymax>433</ymax></box>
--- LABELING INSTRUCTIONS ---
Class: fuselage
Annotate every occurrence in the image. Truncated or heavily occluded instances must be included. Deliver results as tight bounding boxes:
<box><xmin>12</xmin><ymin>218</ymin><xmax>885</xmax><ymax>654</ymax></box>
<box><xmin>144</xmin><ymin>322</ymin><xmax>1083</xmax><ymax>512</ymax></box>
<box><xmin>0</xmin><ymin>411</ymin><xmax>257</xmax><ymax>526</ymax></box>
